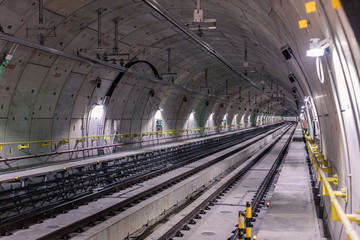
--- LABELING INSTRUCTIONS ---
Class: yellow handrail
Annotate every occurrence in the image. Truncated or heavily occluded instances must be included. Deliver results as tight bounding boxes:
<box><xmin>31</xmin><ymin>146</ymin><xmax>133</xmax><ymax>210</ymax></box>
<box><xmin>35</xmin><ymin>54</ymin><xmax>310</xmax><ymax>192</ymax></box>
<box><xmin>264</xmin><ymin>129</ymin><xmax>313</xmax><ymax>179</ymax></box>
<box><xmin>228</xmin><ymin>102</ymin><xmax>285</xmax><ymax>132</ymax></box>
<box><xmin>304</xmin><ymin>132</ymin><xmax>360</xmax><ymax>239</ymax></box>
<box><xmin>0</xmin><ymin>122</ymin><xmax>274</xmax><ymax>150</ymax></box>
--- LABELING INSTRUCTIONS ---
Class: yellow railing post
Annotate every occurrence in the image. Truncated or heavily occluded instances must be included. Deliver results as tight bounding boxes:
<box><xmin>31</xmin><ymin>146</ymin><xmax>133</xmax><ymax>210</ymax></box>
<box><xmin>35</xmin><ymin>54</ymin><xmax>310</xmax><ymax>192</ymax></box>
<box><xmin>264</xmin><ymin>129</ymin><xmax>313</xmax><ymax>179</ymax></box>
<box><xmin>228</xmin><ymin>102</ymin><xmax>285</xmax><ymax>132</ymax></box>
<box><xmin>245</xmin><ymin>202</ymin><xmax>252</xmax><ymax>240</ymax></box>
<box><xmin>238</xmin><ymin>211</ymin><xmax>245</xmax><ymax>240</ymax></box>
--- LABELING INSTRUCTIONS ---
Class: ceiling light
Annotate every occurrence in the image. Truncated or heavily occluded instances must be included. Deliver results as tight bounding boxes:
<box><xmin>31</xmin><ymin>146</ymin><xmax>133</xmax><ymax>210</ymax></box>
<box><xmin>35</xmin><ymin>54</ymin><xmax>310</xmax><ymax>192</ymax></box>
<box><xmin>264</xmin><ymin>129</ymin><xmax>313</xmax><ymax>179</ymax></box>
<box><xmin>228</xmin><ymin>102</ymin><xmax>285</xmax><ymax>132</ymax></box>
<box><xmin>306</xmin><ymin>38</ymin><xmax>329</xmax><ymax>57</ymax></box>
<box><xmin>91</xmin><ymin>104</ymin><xmax>104</xmax><ymax>119</ymax></box>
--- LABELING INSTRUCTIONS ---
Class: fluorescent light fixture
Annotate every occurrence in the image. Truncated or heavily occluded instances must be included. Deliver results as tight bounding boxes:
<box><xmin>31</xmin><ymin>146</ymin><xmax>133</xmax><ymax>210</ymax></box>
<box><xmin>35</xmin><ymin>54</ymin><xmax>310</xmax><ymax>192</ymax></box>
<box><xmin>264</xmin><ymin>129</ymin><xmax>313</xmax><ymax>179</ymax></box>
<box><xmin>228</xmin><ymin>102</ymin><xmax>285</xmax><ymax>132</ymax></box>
<box><xmin>155</xmin><ymin>108</ymin><xmax>163</xmax><ymax>119</ymax></box>
<box><xmin>189</xmin><ymin>110</ymin><xmax>195</xmax><ymax>120</ymax></box>
<box><xmin>306</xmin><ymin>48</ymin><xmax>325</xmax><ymax>57</ymax></box>
<box><xmin>306</xmin><ymin>38</ymin><xmax>330</xmax><ymax>57</ymax></box>
<box><xmin>91</xmin><ymin>104</ymin><xmax>104</xmax><ymax>119</ymax></box>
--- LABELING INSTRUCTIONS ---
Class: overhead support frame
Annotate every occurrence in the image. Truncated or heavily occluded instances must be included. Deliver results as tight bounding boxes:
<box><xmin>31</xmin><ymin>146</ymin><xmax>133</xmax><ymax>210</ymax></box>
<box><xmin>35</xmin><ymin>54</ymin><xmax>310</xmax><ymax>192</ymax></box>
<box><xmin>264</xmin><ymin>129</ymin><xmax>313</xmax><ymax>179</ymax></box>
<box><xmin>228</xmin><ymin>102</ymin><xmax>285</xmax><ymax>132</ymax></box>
<box><xmin>142</xmin><ymin>0</ymin><xmax>296</xmax><ymax>115</ymax></box>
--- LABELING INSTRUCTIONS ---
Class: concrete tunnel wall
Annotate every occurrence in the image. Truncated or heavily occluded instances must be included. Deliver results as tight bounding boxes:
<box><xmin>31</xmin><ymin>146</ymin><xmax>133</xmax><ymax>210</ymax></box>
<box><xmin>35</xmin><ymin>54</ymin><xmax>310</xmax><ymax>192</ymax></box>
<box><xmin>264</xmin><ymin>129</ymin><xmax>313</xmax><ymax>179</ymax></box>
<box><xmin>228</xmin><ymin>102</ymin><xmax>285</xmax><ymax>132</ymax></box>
<box><xmin>0</xmin><ymin>0</ymin><xmax>359</xmax><ymax>238</ymax></box>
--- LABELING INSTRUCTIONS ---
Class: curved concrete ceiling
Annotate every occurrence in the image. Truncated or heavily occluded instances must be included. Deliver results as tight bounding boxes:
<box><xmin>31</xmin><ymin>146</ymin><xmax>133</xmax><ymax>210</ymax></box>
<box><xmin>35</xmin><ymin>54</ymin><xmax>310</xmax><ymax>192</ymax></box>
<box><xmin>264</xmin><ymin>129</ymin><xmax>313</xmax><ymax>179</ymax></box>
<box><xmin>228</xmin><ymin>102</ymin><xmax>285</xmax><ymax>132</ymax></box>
<box><xmin>0</xmin><ymin>0</ymin><xmax>312</xmax><ymax>114</ymax></box>
<box><xmin>0</xmin><ymin>0</ymin><xmax>359</xmax><ymax>163</ymax></box>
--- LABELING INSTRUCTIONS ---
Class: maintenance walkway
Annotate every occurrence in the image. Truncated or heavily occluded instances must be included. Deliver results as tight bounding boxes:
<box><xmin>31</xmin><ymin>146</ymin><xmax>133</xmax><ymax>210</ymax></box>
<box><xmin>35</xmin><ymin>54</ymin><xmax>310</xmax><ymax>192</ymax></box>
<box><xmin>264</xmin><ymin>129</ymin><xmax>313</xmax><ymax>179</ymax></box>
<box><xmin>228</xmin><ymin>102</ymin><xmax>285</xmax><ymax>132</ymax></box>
<box><xmin>256</xmin><ymin>125</ymin><xmax>324</xmax><ymax>239</ymax></box>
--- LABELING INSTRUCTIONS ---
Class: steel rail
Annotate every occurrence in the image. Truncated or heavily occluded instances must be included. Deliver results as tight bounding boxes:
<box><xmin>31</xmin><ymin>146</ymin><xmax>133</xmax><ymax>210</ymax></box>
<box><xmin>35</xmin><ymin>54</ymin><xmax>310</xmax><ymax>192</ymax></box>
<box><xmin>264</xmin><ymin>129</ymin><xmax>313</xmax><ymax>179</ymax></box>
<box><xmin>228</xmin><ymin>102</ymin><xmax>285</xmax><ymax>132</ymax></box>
<box><xmin>156</xmin><ymin>124</ymin><xmax>295</xmax><ymax>240</ymax></box>
<box><xmin>34</xmin><ymin>125</ymin><xmax>288</xmax><ymax>240</ymax></box>
<box><xmin>0</xmin><ymin>124</ymin><xmax>281</xmax><ymax>222</ymax></box>
<box><xmin>0</xmin><ymin>124</ymin><xmax>284</xmax><ymax>236</ymax></box>
<box><xmin>229</xmin><ymin>123</ymin><xmax>296</xmax><ymax>240</ymax></box>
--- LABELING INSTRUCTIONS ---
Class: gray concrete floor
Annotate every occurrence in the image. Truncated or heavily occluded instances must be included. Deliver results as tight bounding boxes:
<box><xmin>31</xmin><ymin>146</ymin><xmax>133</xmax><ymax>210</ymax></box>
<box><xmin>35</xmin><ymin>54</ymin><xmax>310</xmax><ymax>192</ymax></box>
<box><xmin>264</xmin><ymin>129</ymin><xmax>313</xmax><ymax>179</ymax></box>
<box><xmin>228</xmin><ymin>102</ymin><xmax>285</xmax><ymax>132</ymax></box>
<box><xmin>162</xmin><ymin>128</ymin><xmax>293</xmax><ymax>240</ymax></box>
<box><xmin>256</xmin><ymin>126</ymin><xmax>323</xmax><ymax>240</ymax></box>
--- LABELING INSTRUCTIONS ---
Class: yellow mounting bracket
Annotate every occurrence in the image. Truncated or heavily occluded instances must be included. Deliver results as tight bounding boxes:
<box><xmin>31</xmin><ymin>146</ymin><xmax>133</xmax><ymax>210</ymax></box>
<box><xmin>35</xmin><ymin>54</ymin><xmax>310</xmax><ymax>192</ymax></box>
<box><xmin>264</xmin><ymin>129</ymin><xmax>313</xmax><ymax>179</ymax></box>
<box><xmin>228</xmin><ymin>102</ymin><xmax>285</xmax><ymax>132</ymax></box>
<box><xmin>322</xmin><ymin>174</ymin><xmax>338</xmax><ymax>196</ymax></box>
<box><xmin>104</xmin><ymin>136</ymin><xmax>111</xmax><ymax>140</ymax></box>
<box><xmin>40</xmin><ymin>141</ymin><xmax>51</xmax><ymax>147</ymax></box>
<box><xmin>0</xmin><ymin>144</ymin><xmax>3</xmax><ymax>150</ymax></box>
<box><xmin>76</xmin><ymin>138</ymin><xmax>85</xmax><ymax>143</ymax></box>
<box><xmin>347</xmin><ymin>212</ymin><xmax>360</xmax><ymax>225</ymax></box>
<box><xmin>314</xmin><ymin>152</ymin><xmax>323</xmax><ymax>158</ymax></box>
<box><xmin>322</xmin><ymin>167</ymin><xmax>333</xmax><ymax>174</ymax></box>
<box><xmin>18</xmin><ymin>143</ymin><xmax>30</xmax><ymax>150</ymax></box>
<box><xmin>59</xmin><ymin>139</ymin><xmax>69</xmax><ymax>145</ymax></box>
<box><xmin>91</xmin><ymin>136</ymin><xmax>100</xmax><ymax>141</ymax></box>
<box><xmin>318</xmin><ymin>159</ymin><xmax>329</xmax><ymax>167</ymax></box>
<box><xmin>334</xmin><ymin>188</ymin><xmax>348</xmax><ymax>202</ymax></box>
<box><xmin>328</xmin><ymin>174</ymin><xmax>339</xmax><ymax>186</ymax></box>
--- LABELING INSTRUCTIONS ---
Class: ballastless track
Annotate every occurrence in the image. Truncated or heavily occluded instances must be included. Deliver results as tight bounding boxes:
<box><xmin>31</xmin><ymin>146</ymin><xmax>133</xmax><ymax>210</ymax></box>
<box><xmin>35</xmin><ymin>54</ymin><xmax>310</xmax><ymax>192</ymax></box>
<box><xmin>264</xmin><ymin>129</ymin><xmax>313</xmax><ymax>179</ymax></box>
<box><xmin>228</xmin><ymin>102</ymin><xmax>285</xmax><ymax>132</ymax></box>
<box><xmin>146</xmin><ymin>123</ymin><xmax>296</xmax><ymax>240</ymax></box>
<box><xmin>0</xmin><ymin>123</ymin><xmax>292</xmax><ymax>239</ymax></box>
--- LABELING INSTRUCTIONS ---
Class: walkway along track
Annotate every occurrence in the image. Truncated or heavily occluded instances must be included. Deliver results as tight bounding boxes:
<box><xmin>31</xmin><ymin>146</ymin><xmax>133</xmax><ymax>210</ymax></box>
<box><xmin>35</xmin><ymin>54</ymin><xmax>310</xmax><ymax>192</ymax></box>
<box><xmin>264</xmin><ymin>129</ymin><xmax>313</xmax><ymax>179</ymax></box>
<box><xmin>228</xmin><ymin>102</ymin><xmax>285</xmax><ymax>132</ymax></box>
<box><xmin>228</xmin><ymin>124</ymin><xmax>296</xmax><ymax>240</ymax></box>
<box><xmin>146</xmin><ymin>123</ymin><xmax>296</xmax><ymax>240</ymax></box>
<box><xmin>0</xmin><ymin>123</ymin><xmax>290</xmax><ymax>239</ymax></box>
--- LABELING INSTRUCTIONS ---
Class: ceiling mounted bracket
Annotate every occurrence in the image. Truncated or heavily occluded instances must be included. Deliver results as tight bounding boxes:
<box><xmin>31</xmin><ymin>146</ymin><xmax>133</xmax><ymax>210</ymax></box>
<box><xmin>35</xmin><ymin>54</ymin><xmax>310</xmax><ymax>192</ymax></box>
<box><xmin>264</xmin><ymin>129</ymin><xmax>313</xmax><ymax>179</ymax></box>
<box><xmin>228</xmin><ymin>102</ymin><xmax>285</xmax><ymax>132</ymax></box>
<box><xmin>161</xmin><ymin>48</ymin><xmax>177</xmax><ymax>82</ymax></box>
<box><xmin>201</xmin><ymin>68</ymin><xmax>212</xmax><ymax>94</ymax></box>
<box><xmin>97</xmin><ymin>8</ymin><xmax>104</xmax><ymax>49</ymax></box>
<box><xmin>142</xmin><ymin>0</ymin><xmax>298</xmax><ymax>114</ymax></box>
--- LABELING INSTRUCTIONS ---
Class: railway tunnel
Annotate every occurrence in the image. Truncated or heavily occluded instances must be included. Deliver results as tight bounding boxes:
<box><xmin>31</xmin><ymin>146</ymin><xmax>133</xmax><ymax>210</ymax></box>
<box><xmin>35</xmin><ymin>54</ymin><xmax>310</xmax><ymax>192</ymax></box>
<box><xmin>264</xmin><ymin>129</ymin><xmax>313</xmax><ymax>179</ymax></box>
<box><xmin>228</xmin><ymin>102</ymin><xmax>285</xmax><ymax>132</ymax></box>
<box><xmin>0</xmin><ymin>0</ymin><xmax>359</xmax><ymax>239</ymax></box>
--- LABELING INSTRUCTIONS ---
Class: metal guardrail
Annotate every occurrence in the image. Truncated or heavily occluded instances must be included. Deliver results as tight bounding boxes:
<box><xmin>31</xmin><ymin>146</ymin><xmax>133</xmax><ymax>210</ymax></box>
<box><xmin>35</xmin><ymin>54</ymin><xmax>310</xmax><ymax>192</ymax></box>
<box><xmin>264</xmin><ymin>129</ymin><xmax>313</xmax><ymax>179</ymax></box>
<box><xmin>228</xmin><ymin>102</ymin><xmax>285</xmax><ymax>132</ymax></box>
<box><xmin>0</xmin><ymin>124</ymin><xmax>282</xmax><ymax>238</ymax></box>
<box><xmin>304</xmin><ymin>132</ymin><xmax>360</xmax><ymax>240</ymax></box>
<box><xmin>0</xmin><ymin>125</ymin><xmax>283</xmax><ymax>236</ymax></box>
<box><xmin>0</xmin><ymin>122</ymin><xmax>277</xmax><ymax>151</ymax></box>
<box><xmin>0</xmin><ymin>122</ymin><xmax>283</xmax><ymax>163</ymax></box>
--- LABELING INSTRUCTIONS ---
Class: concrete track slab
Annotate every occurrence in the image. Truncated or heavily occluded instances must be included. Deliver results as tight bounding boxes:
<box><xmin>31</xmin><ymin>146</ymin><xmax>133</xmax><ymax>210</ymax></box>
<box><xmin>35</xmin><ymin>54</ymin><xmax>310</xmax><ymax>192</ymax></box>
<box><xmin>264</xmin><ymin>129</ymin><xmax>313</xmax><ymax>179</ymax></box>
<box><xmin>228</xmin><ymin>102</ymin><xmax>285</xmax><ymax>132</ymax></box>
<box><xmin>4</xmin><ymin>126</ymin><xmax>287</xmax><ymax>240</ymax></box>
<box><xmin>256</xmin><ymin>125</ymin><xmax>322</xmax><ymax>240</ymax></box>
<box><xmin>147</xmin><ymin>126</ymin><xmax>294</xmax><ymax>240</ymax></box>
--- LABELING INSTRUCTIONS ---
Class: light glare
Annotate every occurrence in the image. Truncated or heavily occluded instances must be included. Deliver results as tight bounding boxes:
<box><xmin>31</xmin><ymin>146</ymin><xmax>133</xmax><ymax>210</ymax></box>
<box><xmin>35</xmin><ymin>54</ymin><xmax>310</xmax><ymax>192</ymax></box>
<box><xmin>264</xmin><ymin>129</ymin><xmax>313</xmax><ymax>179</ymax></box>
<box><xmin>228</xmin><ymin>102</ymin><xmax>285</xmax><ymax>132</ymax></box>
<box><xmin>91</xmin><ymin>105</ymin><xmax>104</xmax><ymax>119</ymax></box>
<box><xmin>306</xmin><ymin>48</ymin><xmax>324</xmax><ymax>57</ymax></box>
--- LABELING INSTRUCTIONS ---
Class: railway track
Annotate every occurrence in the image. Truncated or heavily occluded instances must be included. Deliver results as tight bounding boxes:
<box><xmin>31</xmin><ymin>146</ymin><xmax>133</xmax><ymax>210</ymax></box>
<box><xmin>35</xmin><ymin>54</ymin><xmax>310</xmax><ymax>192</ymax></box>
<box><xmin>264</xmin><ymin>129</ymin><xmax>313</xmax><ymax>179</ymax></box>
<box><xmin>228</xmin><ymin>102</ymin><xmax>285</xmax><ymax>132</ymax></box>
<box><xmin>146</xmin><ymin>123</ymin><xmax>296</xmax><ymax>240</ymax></box>
<box><xmin>0</xmin><ymin>123</ymin><xmax>291</xmax><ymax>239</ymax></box>
<box><xmin>0</xmin><ymin>124</ymin><xmax>282</xmax><ymax>225</ymax></box>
